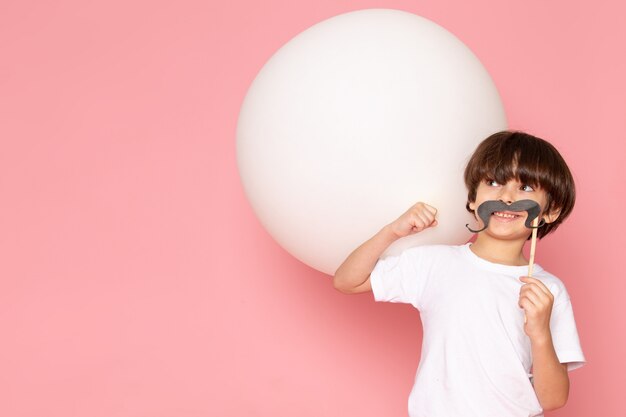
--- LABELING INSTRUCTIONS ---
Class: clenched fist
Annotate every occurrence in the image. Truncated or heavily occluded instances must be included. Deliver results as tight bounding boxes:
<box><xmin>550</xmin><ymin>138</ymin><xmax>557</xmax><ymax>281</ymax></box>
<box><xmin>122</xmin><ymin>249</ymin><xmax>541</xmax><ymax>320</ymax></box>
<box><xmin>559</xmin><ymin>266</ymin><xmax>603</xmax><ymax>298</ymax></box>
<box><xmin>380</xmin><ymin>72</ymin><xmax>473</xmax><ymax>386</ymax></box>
<box><xmin>389</xmin><ymin>202</ymin><xmax>438</xmax><ymax>238</ymax></box>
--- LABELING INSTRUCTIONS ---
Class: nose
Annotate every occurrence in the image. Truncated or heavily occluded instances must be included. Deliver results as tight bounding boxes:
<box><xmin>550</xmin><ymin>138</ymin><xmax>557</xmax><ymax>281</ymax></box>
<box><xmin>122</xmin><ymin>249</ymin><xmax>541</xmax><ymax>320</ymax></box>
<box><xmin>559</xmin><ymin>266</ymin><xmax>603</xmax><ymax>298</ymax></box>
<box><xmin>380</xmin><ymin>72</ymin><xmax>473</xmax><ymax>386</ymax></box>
<box><xmin>498</xmin><ymin>183</ymin><xmax>515</xmax><ymax>205</ymax></box>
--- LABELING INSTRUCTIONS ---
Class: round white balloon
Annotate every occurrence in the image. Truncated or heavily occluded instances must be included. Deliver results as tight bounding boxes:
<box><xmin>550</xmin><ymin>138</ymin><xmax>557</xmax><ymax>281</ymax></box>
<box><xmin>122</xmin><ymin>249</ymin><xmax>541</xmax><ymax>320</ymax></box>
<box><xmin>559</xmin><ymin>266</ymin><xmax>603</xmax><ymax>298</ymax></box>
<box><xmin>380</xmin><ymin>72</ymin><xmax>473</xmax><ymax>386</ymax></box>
<box><xmin>237</xmin><ymin>9</ymin><xmax>507</xmax><ymax>275</ymax></box>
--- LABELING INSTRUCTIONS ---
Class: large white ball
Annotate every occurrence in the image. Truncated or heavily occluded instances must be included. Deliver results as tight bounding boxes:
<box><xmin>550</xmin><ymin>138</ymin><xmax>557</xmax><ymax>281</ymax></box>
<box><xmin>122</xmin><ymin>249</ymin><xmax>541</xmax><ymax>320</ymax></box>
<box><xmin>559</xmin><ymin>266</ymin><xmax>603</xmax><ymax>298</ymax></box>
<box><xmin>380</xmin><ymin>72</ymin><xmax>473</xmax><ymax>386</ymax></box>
<box><xmin>237</xmin><ymin>9</ymin><xmax>507</xmax><ymax>275</ymax></box>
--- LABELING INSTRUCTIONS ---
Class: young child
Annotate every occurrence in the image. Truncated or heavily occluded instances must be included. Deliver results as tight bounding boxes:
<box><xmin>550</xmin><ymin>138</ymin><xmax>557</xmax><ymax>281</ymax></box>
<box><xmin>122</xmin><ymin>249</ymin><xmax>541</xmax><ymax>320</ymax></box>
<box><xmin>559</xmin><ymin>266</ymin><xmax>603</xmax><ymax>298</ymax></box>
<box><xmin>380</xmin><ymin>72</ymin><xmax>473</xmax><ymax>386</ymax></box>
<box><xmin>333</xmin><ymin>131</ymin><xmax>586</xmax><ymax>417</ymax></box>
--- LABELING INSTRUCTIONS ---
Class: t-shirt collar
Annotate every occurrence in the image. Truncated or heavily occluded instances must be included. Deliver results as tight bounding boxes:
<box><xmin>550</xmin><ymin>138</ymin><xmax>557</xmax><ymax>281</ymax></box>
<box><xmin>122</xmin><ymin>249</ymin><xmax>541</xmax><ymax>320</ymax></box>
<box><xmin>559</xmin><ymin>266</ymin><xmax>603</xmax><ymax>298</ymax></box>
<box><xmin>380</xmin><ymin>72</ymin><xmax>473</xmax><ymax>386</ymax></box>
<box><xmin>461</xmin><ymin>243</ymin><xmax>543</xmax><ymax>276</ymax></box>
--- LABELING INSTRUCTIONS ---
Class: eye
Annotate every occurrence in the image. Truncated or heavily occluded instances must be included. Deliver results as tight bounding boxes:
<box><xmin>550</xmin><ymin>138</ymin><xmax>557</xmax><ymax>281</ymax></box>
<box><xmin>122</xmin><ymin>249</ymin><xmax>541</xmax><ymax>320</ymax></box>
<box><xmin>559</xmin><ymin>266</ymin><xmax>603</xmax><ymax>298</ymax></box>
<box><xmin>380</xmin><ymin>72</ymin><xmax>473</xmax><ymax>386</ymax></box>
<box><xmin>485</xmin><ymin>179</ymin><xmax>499</xmax><ymax>187</ymax></box>
<box><xmin>521</xmin><ymin>184</ymin><xmax>535</xmax><ymax>192</ymax></box>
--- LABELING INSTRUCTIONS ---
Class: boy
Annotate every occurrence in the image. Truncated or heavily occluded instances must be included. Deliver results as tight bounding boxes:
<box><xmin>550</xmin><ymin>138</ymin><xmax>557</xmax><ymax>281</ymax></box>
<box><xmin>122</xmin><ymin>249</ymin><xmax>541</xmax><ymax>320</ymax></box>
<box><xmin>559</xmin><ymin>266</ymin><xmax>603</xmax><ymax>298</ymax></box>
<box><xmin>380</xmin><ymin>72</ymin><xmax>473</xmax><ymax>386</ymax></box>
<box><xmin>333</xmin><ymin>131</ymin><xmax>586</xmax><ymax>417</ymax></box>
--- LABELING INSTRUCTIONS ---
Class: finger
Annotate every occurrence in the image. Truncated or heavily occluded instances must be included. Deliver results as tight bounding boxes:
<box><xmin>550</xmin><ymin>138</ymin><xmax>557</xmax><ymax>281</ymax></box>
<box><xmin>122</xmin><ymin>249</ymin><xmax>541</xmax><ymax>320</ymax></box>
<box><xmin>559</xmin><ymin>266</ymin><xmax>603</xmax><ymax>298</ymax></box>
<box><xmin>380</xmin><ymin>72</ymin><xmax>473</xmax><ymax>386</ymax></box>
<box><xmin>520</xmin><ymin>276</ymin><xmax>547</xmax><ymax>291</ymax></box>
<box><xmin>423</xmin><ymin>212</ymin><xmax>437</xmax><ymax>227</ymax></box>
<box><xmin>520</xmin><ymin>277</ymin><xmax>552</xmax><ymax>297</ymax></box>
<box><xmin>410</xmin><ymin>222</ymin><xmax>425</xmax><ymax>232</ymax></box>
<box><xmin>415</xmin><ymin>211</ymin><xmax>434</xmax><ymax>227</ymax></box>
<box><xmin>518</xmin><ymin>297</ymin><xmax>535</xmax><ymax>312</ymax></box>
<box><xmin>422</xmin><ymin>204</ymin><xmax>438</xmax><ymax>216</ymax></box>
<box><xmin>518</xmin><ymin>290</ymin><xmax>542</xmax><ymax>309</ymax></box>
<box><xmin>415</xmin><ymin>211</ymin><xmax>434</xmax><ymax>226</ymax></box>
<box><xmin>520</xmin><ymin>283</ymin><xmax>550</xmax><ymax>303</ymax></box>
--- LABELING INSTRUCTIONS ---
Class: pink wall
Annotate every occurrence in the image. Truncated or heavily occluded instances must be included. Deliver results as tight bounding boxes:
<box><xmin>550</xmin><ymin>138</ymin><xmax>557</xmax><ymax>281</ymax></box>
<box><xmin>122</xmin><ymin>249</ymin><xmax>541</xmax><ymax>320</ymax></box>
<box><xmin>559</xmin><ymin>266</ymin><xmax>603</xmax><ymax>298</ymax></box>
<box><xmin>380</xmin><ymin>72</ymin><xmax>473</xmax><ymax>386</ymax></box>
<box><xmin>1</xmin><ymin>1</ymin><xmax>624</xmax><ymax>416</ymax></box>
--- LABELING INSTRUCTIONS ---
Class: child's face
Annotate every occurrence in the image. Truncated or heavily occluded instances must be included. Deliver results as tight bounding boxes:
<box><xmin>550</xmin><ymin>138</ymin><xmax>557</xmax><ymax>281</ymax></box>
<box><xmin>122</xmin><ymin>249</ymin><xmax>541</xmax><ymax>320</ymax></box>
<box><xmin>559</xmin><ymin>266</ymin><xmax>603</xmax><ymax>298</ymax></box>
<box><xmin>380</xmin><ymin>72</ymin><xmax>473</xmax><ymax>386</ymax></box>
<box><xmin>468</xmin><ymin>178</ymin><xmax>553</xmax><ymax>241</ymax></box>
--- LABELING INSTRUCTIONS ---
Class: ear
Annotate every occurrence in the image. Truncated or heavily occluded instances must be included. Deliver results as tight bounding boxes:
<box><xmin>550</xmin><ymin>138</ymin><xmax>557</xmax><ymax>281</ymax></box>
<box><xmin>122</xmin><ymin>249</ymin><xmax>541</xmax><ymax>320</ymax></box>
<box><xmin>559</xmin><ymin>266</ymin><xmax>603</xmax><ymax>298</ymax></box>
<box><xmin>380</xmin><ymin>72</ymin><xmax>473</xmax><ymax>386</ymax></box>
<box><xmin>542</xmin><ymin>208</ymin><xmax>561</xmax><ymax>224</ymax></box>
<box><xmin>468</xmin><ymin>200</ymin><xmax>476</xmax><ymax>211</ymax></box>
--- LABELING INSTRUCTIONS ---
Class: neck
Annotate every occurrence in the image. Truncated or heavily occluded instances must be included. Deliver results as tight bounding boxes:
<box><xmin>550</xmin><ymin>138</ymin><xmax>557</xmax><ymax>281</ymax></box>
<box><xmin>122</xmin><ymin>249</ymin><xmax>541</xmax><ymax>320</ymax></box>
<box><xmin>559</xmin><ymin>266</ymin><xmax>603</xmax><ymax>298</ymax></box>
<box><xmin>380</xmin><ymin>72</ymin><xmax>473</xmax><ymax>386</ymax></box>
<box><xmin>470</xmin><ymin>234</ymin><xmax>529</xmax><ymax>266</ymax></box>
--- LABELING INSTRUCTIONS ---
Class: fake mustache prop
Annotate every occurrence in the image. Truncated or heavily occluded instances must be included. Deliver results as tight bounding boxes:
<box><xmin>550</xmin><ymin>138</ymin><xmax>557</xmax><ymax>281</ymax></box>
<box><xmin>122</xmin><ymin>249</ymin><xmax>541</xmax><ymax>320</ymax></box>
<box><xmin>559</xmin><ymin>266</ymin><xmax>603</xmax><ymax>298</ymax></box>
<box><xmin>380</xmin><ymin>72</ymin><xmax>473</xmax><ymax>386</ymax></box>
<box><xmin>466</xmin><ymin>199</ymin><xmax>546</xmax><ymax>233</ymax></box>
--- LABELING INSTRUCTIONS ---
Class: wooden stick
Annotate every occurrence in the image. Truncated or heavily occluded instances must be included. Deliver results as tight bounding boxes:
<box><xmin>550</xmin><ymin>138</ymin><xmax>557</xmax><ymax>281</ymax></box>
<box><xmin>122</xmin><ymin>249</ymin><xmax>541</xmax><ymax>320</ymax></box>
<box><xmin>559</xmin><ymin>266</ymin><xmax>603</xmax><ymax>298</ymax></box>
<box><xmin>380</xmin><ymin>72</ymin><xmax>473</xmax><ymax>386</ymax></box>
<box><xmin>528</xmin><ymin>217</ymin><xmax>539</xmax><ymax>277</ymax></box>
<box><xmin>524</xmin><ymin>217</ymin><xmax>540</xmax><ymax>325</ymax></box>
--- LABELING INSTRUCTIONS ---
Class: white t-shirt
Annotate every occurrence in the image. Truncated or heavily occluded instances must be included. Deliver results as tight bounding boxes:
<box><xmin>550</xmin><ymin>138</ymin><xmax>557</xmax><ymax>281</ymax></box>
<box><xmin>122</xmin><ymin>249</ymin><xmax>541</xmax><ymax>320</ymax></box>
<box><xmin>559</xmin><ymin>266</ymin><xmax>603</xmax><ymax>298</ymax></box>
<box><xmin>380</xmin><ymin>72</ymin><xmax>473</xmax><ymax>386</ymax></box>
<box><xmin>370</xmin><ymin>243</ymin><xmax>586</xmax><ymax>417</ymax></box>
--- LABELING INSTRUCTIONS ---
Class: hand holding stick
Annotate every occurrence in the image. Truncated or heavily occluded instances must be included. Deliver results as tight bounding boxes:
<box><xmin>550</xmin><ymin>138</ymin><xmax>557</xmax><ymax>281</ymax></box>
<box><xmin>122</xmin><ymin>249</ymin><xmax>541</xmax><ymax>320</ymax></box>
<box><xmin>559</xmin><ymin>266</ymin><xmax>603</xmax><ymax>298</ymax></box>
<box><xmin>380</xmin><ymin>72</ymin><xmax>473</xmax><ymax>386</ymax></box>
<box><xmin>523</xmin><ymin>217</ymin><xmax>540</xmax><ymax>323</ymax></box>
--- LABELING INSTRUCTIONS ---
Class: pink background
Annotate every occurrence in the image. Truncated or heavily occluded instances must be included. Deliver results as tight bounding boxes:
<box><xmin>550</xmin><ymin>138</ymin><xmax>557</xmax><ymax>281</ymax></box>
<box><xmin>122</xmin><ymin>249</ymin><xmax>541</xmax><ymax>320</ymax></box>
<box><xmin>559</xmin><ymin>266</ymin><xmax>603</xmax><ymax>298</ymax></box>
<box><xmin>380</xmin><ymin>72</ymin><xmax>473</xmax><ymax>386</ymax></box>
<box><xmin>1</xmin><ymin>0</ymin><xmax>624</xmax><ymax>416</ymax></box>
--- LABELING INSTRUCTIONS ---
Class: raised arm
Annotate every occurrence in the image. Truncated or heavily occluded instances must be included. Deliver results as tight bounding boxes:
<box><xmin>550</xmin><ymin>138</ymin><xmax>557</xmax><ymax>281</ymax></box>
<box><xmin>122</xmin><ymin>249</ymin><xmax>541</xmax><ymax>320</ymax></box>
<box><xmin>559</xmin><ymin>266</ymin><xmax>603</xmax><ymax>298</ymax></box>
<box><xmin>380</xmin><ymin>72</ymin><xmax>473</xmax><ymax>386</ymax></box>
<box><xmin>333</xmin><ymin>202</ymin><xmax>438</xmax><ymax>294</ymax></box>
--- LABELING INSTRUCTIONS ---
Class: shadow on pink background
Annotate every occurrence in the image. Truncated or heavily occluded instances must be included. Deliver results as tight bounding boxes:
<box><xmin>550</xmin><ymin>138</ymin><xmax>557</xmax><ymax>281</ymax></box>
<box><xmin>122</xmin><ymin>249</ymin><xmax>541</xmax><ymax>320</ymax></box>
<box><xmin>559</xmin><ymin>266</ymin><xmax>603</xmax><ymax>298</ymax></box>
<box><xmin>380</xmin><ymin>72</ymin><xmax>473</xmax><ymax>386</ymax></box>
<box><xmin>1</xmin><ymin>0</ymin><xmax>624</xmax><ymax>416</ymax></box>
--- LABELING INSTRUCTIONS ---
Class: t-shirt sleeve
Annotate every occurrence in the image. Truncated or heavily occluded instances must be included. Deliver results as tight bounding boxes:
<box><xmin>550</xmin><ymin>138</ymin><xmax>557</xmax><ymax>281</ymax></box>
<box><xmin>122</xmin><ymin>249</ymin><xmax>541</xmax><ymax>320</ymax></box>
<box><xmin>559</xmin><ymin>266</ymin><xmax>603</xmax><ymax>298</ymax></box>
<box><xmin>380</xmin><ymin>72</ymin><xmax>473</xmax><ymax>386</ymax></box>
<box><xmin>370</xmin><ymin>246</ymin><xmax>431</xmax><ymax>310</ymax></box>
<box><xmin>550</xmin><ymin>295</ymin><xmax>586</xmax><ymax>372</ymax></box>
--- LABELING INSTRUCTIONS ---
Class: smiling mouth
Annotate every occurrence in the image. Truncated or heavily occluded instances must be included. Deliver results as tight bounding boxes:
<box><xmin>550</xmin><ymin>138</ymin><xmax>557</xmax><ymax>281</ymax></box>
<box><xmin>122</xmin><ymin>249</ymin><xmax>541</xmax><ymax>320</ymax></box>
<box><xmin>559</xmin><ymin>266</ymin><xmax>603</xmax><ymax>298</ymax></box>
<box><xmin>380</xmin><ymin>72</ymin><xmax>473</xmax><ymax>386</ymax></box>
<box><xmin>492</xmin><ymin>211</ymin><xmax>523</xmax><ymax>219</ymax></box>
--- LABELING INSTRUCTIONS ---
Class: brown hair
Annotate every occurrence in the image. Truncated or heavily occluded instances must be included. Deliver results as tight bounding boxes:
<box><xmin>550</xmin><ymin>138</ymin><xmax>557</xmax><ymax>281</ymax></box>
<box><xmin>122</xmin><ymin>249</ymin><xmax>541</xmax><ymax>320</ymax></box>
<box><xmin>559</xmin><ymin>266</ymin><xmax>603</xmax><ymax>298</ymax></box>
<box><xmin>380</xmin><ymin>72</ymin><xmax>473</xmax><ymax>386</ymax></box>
<box><xmin>464</xmin><ymin>130</ymin><xmax>575</xmax><ymax>239</ymax></box>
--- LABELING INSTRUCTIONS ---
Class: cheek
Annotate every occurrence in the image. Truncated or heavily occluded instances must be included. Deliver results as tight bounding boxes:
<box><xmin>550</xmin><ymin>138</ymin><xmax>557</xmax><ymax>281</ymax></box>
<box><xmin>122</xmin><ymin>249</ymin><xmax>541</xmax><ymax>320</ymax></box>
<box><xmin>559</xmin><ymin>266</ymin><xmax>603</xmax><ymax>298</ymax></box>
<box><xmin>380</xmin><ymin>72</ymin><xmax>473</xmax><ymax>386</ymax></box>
<box><xmin>534</xmin><ymin>196</ymin><xmax>548</xmax><ymax>210</ymax></box>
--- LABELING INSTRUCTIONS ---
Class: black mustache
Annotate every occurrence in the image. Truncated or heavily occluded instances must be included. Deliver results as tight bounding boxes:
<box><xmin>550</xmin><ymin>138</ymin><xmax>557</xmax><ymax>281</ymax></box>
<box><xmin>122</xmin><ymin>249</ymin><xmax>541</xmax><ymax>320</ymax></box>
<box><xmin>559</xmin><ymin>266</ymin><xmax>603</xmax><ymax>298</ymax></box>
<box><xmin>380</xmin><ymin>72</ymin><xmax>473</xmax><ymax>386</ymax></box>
<box><xmin>466</xmin><ymin>199</ymin><xmax>545</xmax><ymax>233</ymax></box>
